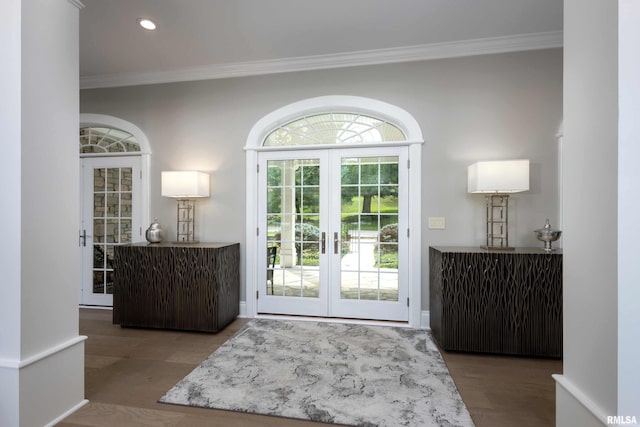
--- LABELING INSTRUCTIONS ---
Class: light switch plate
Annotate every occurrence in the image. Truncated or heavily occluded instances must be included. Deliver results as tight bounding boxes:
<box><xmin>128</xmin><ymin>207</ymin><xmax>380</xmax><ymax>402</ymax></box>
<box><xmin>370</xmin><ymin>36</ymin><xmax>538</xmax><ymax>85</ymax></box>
<box><xmin>428</xmin><ymin>217</ymin><xmax>446</xmax><ymax>229</ymax></box>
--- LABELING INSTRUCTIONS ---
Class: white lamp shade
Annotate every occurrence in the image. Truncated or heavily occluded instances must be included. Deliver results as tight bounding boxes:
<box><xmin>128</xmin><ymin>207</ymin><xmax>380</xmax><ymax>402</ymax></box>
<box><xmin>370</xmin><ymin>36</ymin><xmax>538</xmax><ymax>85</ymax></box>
<box><xmin>467</xmin><ymin>160</ymin><xmax>529</xmax><ymax>193</ymax></box>
<box><xmin>161</xmin><ymin>171</ymin><xmax>210</xmax><ymax>198</ymax></box>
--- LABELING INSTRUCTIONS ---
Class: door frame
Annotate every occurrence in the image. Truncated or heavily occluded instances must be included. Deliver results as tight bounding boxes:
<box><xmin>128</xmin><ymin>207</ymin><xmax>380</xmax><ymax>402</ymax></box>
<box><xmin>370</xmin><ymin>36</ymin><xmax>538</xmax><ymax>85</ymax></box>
<box><xmin>79</xmin><ymin>156</ymin><xmax>142</xmax><ymax>306</ymax></box>
<box><xmin>79</xmin><ymin>114</ymin><xmax>151</xmax><ymax>307</ymax></box>
<box><xmin>244</xmin><ymin>96</ymin><xmax>423</xmax><ymax>326</ymax></box>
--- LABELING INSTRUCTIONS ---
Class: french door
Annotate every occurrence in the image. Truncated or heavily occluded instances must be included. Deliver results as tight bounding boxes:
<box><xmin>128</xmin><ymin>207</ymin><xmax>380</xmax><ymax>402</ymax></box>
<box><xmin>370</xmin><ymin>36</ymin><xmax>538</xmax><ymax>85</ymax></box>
<box><xmin>257</xmin><ymin>146</ymin><xmax>408</xmax><ymax>321</ymax></box>
<box><xmin>79</xmin><ymin>157</ymin><xmax>142</xmax><ymax>306</ymax></box>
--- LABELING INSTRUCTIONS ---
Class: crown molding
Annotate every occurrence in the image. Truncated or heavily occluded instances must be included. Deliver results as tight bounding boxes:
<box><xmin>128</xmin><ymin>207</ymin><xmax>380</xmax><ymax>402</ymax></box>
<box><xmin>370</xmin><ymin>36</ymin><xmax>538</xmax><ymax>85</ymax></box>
<box><xmin>80</xmin><ymin>30</ymin><xmax>562</xmax><ymax>89</ymax></box>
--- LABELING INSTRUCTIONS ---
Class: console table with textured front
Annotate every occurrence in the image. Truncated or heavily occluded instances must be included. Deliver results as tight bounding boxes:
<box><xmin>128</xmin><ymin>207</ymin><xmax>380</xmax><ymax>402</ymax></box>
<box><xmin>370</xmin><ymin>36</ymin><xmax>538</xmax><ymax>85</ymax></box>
<box><xmin>429</xmin><ymin>246</ymin><xmax>562</xmax><ymax>357</ymax></box>
<box><xmin>113</xmin><ymin>242</ymin><xmax>240</xmax><ymax>333</ymax></box>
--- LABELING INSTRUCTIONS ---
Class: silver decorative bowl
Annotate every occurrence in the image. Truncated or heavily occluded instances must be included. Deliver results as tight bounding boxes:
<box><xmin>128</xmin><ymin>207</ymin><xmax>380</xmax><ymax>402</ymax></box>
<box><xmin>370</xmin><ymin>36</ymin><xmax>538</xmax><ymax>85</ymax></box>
<box><xmin>534</xmin><ymin>219</ymin><xmax>561</xmax><ymax>252</ymax></box>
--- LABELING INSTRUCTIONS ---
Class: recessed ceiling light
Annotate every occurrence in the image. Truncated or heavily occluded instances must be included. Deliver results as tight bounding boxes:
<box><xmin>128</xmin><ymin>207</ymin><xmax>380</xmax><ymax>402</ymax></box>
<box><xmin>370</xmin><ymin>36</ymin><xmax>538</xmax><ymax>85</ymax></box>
<box><xmin>137</xmin><ymin>18</ymin><xmax>157</xmax><ymax>31</ymax></box>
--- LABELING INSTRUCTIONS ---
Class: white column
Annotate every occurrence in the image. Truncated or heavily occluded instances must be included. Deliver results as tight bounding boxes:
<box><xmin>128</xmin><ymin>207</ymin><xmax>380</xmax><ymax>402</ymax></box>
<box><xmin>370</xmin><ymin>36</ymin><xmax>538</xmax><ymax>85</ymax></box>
<box><xmin>558</xmin><ymin>0</ymin><xmax>640</xmax><ymax>425</ymax></box>
<box><xmin>0</xmin><ymin>1</ymin><xmax>87</xmax><ymax>425</ymax></box>
<box><xmin>0</xmin><ymin>1</ymin><xmax>23</xmax><ymax>425</ymax></box>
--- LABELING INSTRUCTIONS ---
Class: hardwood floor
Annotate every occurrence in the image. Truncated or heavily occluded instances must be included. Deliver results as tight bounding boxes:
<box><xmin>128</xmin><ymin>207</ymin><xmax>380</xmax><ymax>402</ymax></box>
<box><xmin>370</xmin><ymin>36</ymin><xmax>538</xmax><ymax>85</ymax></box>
<box><xmin>59</xmin><ymin>309</ymin><xmax>561</xmax><ymax>426</ymax></box>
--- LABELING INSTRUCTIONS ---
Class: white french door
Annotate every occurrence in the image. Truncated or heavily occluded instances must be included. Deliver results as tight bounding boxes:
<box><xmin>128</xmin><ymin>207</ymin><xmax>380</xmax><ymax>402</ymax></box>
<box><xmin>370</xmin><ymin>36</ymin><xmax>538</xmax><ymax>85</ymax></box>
<box><xmin>257</xmin><ymin>146</ymin><xmax>408</xmax><ymax>321</ymax></box>
<box><xmin>79</xmin><ymin>157</ymin><xmax>142</xmax><ymax>306</ymax></box>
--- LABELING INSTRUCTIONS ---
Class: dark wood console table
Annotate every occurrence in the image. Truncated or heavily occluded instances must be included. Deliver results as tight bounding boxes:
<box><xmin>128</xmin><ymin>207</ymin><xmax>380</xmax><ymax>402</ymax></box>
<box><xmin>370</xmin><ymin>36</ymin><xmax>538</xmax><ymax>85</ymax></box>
<box><xmin>113</xmin><ymin>242</ymin><xmax>240</xmax><ymax>333</ymax></box>
<box><xmin>429</xmin><ymin>246</ymin><xmax>562</xmax><ymax>357</ymax></box>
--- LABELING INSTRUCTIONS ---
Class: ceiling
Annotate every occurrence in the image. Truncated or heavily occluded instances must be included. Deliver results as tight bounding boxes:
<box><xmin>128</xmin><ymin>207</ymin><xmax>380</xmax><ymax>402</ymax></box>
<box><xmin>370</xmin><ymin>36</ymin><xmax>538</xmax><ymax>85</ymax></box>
<box><xmin>79</xmin><ymin>0</ymin><xmax>563</xmax><ymax>88</ymax></box>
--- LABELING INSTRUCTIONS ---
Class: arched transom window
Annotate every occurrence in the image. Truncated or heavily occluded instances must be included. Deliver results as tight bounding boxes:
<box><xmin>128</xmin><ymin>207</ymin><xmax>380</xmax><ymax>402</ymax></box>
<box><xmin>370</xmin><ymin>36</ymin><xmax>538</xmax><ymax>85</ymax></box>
<box><xmin>80</xmin><ymin>127</ymin><xmax>141</xmax><ymax>154</ymax></box>
<box><xmin>263</xmin><ymin>113</ymin><xmax>406</xmax><ymax>146</ymax></box>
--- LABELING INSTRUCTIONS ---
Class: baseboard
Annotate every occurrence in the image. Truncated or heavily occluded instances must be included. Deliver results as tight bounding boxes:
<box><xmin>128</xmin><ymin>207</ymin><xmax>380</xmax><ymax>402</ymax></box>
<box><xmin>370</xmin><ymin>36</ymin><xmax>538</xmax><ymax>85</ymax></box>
<box><xmin>239</xmin><ymin>301</ymin><xmax>247</xmax><ymax>317</ymax></box>
<box><xmin>0</xmin><ymin>338</ymin><xmax>86</xmax><ymax>427</ymax></box>
<box><xmin>553</xmin><ymin>374</ymin><xmax>609</xmax><ymax>426</ymax></box>
<box><xmin>0</xmin><ymin>335</ymin><xmax>87</xmax><ymax>369</ymax></box>
<box><xmin>421</xmin><ymin>310</ymin><xmax>430</xmax><ymax>329</ymax></box>
<box><xmin>44</xmin><ymin>399</ymin><xmax>89</xmax><ymax>427</ymax></box>
<box><xmin>79</xmin><ymin>304</ymin><xmax>112</xmax><ymax>310</ymax></box>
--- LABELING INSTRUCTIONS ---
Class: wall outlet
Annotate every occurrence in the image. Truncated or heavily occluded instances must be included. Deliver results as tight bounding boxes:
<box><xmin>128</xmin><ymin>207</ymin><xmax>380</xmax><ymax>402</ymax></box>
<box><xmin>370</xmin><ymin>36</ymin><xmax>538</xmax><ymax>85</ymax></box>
<box><xmin>428</xmin><ymin>217</ymin><xmax>446</xmax><ymax>229</ymax></box>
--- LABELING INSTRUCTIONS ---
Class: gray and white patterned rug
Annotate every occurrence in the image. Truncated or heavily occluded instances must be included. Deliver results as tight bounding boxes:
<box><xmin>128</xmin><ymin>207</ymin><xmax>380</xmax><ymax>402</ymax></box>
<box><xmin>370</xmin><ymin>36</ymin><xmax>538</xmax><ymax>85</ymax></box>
<box><xmin>159</xmin><ymin>319</ymin><xmax>474</xmax><ymax>427</ymax></box>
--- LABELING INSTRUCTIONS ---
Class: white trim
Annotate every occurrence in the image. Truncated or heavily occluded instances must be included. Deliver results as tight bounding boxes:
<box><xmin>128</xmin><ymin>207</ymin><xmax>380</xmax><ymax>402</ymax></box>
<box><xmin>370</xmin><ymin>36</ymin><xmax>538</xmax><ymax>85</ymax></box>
<box><xmin>553</xmin><ymin>374</ymin><xmax>609</xmax><ymax>425</ymax></box>
<box><xmin>255</xmin><ymin>314</ymin><xmax>410</xmax><ymax>329</ymax></box>
<box><xmin>245</xmin><ymin>96</ymin><xmax>423</xmax><ymax>327</ymax></box>
<box><xmin>556</xmin><ymin>120</ymin><xmax>564</xmax><ymax>234</ymax></box>
<box><xmin>79</xmin><ymin>113</ymin><xmax>151</xmax><ymax>234</ymax></box>
<box><xmin>241</xmin><ymin>307</ymin><xmax>429</xmax><ymax>330</ymax></box>
<box><xmin>80</xmin><ymin>31</ymin><xmax>563</xmax><ymax>89</ymax></box>
<box><xmin>420</xmin><ymin>311</ymin><xmax>430</xmax><ymax>330</ymax></box>
<box><xmin>44</xmin><ymin>399</ymin><xmax>89</xmax><ymax>427</ymax></box>
<box><xmin>245</xmin><ymin>140</ymin><xmax>424</xmax><ymax>153</ymax></box>
<box><xmin>0</xmin><ymin>335</ymin><xmax>87</xmax><ymax>370</ymax></box>
<box><xmin>246</xmin><ymin>96</ymin><xmax>424</xmax><ymax>147</ymax></box>
<box><xmin>408</xmin><ymin>142</ymin><xmax>422</xmax><ymax>328</ymax></box>
<box><xmin>77</xmin><ymin>151</ymin><xmax>146</xmax><ymax>158</ymax></box>
<box><xmin>79</xmin><ymin>305</ymin><xmax>113</xmax><ymax>310</ymax></box>
<box><xmin>245</xmin><ymin>148</ymin><xmax>258</xmax><ymax>319</ymax></box>
<box><xmin>80</xmin><ymin>114</ymin><xmax>151</xmax><ymax>154</ymax></box>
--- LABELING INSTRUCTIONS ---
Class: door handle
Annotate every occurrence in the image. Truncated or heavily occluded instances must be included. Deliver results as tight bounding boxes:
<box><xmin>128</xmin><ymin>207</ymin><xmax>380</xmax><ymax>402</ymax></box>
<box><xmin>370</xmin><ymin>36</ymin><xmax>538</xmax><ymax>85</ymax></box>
<box><xmin>321</xmin><ymin>232</ymin><xmax>326</xmax><ymax>254</ymax></box>
<box><xmin>79</xmin><ymin>230</ymin><xmax>92</xmax><ymax>247</ymax></box>
<box><xmin>334</xmin><ymin>232</ymin><xmax>339</xmax><ymax>254</ymax></box>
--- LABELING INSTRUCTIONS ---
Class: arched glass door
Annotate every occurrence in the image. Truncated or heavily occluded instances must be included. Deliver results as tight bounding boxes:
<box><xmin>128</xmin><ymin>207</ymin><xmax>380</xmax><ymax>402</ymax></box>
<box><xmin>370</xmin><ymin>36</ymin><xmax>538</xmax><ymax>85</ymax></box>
<box><xmin>246</xmin><ymin>96</ymin><xmax>423</xmax><ymax>325</ymax></box>
<box><xmin>79</xmin><ymin>125</ymin><xmax>144</xmax><ymax>306</ymax></box>
<box><xmin>256</xmin><ymin>113</ymin><xmax>409</xmax><ymax>321</ymax></box>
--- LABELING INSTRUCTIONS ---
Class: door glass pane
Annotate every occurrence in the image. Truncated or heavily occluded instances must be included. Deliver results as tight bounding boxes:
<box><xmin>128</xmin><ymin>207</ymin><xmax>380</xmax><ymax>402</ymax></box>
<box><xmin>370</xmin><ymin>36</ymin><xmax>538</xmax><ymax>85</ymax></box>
<box><xmin>266</xmin><ymin>159</ymin><xmax>320</xmax><ymax>298</ymax></box>
<box><xmin>92</xmin><ymin>167</ymin><xmax>133</xmax><ymax>296</ymax></box>
<box><xmin>340</xmin><ymin>156</ymin><xmax>399</xmax><ymax>301</ymax></box>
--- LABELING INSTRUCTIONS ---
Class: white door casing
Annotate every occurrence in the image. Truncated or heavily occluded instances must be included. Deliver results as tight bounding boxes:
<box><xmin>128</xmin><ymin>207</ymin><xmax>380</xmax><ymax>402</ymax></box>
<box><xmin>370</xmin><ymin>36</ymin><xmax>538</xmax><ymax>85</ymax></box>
<box><xmin>80</xmin><ymin>156</ymin><xmax>142</xmax><ymax>306</ymax></box>
<box><xmin>245</xmin><ymin>96</ymin><xmax>423</xmax><ymax>326</ymax></box>
<box><xmin>79</xmin><ymin>114</ymin><xmax>151</xmax><ymax>306</ymax></box>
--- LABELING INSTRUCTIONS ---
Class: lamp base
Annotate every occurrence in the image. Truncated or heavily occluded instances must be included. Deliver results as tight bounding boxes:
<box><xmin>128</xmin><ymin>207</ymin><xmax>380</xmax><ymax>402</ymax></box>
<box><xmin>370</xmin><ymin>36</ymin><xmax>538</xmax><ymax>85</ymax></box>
<box><xmin>176</xmin><ymin>199</ymin><xmax>197</xmax><ymax>242</ymax></box>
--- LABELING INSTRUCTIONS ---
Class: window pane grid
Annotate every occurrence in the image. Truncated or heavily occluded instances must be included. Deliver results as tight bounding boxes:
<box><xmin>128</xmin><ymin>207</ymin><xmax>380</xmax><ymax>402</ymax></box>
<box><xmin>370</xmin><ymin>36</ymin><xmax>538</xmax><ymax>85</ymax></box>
<box><xmin>92</xmin><ymin>167</ymin><xmax>133</xmax><ymax>296</ymax></box>
<box><xmin>80</xmin><ymin>127</ymin><xmax>141</xmax><ymax>154</ymax></box>
<box><xmin>340</xmin><ymin>156</ymin><xmax>399</xmax><ymax>302</ymax></box>
<box><xmin>264</xmin><ymin>113</ymin><xmax>406</xmax><ymax>146</ymax></box>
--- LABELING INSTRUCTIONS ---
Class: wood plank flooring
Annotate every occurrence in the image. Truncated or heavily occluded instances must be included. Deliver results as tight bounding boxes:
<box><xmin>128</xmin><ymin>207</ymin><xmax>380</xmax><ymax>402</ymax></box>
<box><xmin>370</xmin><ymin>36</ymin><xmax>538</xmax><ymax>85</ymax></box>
<box><xmin>58</xmin><ymin>309</ymin><xmax>561</xmax><ymax>426</ymax></box>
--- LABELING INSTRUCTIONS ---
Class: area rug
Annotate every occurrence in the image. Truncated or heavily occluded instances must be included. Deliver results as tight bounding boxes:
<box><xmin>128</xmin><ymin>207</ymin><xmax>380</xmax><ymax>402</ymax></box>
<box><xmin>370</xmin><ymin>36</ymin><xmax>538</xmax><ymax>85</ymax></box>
<box><xmin>159</xmin><ymin>319</ymin><xmax>474</xmax><ymax>427</ymax></box>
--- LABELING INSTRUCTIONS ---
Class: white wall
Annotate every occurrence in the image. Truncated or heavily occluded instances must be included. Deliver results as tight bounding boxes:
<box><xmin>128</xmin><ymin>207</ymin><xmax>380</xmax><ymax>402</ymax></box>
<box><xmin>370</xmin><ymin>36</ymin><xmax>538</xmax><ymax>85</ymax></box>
<box><xmin>80</xmin><ymin>48</ymin><xmax>563</xmax><ymax>308</ymax></box>
<box><xmin>0</xmin><ymin>0</ymin><xmax>86</xmax><ymax>425</ymax></box>
<box><xmin>558</xmin><ymin>0</ymin><xmax>640</xmax><ymax>424</ymax></box>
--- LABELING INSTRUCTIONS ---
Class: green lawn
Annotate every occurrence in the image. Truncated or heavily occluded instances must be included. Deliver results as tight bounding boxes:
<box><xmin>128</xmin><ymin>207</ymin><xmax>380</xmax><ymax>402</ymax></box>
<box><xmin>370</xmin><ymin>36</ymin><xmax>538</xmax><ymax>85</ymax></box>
<box><xmin>341</xmin><ymin>195</ymin><xmax>398</xmax><ymax>231</ymax></box>
<box><xmin>340</xmin><ymin>195</ymin><xmax>398</xmax><ymax>214</ymax></box>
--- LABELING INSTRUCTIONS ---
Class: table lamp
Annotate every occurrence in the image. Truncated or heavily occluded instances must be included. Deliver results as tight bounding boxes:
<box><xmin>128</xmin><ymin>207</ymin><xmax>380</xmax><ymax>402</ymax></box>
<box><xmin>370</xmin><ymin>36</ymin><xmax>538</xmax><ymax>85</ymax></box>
<box><xmin>468</xmin><ymin>160</ymin><xmax>529</xmax><ymax>250</ymax></box>
<box><xmin>161</xmin><ymin>171</ymin><xmax>210</xmax><ymax>242</ymax></box>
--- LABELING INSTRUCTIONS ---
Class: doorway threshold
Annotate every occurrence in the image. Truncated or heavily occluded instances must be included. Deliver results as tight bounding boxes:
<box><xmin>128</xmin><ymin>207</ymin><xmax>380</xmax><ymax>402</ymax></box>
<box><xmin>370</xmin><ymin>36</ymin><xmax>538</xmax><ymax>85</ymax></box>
<box><xmin>255</xmin><ymin>313</ymin><xmax>411</xmax><ymax>328</ymax></box>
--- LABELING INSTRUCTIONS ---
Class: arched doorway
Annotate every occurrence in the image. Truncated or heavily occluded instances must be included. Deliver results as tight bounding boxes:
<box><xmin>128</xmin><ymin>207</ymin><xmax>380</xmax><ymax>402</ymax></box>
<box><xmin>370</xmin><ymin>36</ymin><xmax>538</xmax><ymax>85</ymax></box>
<box><xmin>245</xmin><ymin>96</ymin><xmax>423</xmax><ymax>325</ymax></box>
<box><xmin>78</xmin><ymin>114</ymin><xmax>151</xmax><ymax>306</ymax></box>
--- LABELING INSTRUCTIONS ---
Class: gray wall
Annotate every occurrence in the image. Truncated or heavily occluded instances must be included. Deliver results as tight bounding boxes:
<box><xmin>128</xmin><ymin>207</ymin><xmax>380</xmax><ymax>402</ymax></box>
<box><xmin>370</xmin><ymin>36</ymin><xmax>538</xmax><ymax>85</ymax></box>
<box><xmin>81</xmin><ymin>48</ymin><xmax>563</xmax><ymax>309</ymax></box>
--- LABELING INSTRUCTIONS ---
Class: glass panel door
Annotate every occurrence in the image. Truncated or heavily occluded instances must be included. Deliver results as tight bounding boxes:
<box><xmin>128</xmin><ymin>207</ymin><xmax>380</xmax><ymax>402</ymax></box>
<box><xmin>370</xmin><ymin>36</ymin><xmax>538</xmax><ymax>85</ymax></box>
<box><xmin>80</xmin><ymin>157</ymin><xmax>141</xmax><ymax>306</ymax></box>
<box><xmin>256</xmin><ymin>147</ymin><xmax>408</xmax><ymax>321</ymax></box>
<box><xmin>257</xmin><ymin>152</ymin><xmax>328</xmax><ymax>316</ymax></box>
<box><xmin>330</xmin><ymin>148</ymin><xmax>408</xmax><ymax>321</ymax></box>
